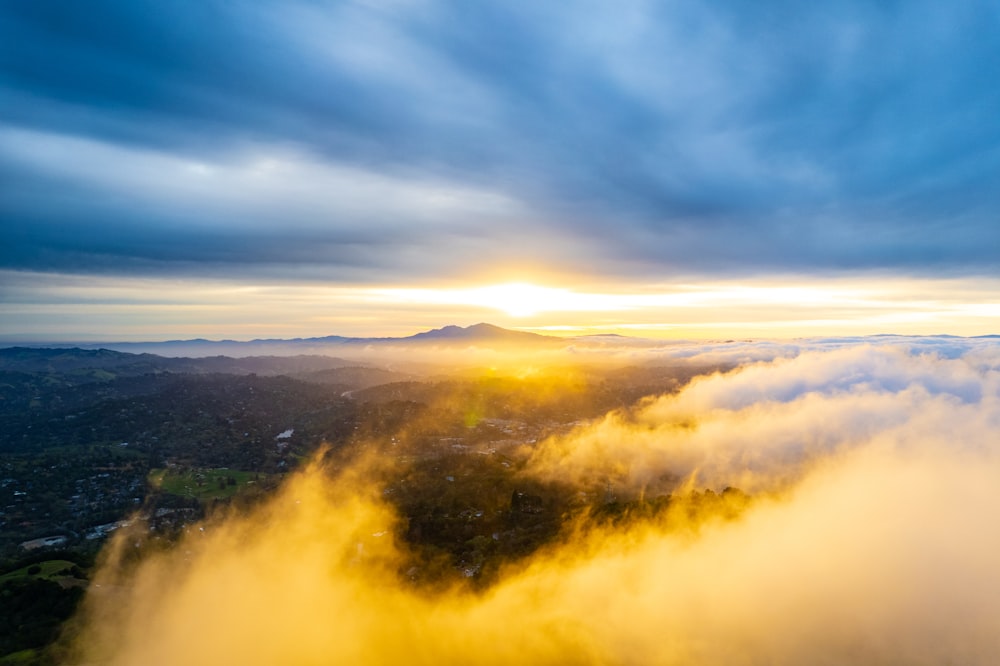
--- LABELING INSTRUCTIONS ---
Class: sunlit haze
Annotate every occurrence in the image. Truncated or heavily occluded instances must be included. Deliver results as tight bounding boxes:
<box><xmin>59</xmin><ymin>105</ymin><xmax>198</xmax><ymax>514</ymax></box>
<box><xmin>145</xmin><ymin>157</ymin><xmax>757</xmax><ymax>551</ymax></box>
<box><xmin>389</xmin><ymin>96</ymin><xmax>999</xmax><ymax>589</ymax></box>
<box><xmin>58</xmin><ymin>341</ymin><xmax>1000</xmax><ymax>665</ymax></box>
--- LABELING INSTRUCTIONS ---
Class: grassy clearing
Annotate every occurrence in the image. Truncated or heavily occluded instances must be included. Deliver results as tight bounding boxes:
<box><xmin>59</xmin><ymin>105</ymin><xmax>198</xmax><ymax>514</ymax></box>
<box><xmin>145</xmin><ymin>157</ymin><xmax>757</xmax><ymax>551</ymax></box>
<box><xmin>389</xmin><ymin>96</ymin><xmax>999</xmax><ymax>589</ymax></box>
<box><xmin>0</xmin><ymin>560</ymin><xmax>81</xmax><ymax>584</ymax></box>
<box><xmin>148</xmin><ymin>468</ymin><xmax>265</xmax><ymax>502</ymax></box>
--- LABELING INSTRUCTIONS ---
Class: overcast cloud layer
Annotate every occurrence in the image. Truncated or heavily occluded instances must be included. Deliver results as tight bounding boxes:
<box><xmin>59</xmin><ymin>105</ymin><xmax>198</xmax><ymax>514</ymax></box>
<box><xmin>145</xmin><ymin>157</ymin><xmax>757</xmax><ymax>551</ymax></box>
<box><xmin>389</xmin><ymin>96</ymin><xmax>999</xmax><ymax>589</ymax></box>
<box><xmin>3</xmin><ymin>0</ymin><xmax>1000</xmax><ymax>283</ymax></box>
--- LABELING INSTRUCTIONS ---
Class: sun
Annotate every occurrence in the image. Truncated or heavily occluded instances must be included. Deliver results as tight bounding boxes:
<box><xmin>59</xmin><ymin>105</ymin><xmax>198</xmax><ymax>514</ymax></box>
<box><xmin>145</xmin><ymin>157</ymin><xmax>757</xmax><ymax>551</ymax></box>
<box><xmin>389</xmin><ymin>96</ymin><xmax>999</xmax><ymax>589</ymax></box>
<box><xmin>371</xmin><ymin>281</ymin><xmax>626</xmax><ymax>319</ymax></box>
<box><xmin>467</xmin><ymin>283</ymin><xmax>572</xmax><ymax>317</ymax></box>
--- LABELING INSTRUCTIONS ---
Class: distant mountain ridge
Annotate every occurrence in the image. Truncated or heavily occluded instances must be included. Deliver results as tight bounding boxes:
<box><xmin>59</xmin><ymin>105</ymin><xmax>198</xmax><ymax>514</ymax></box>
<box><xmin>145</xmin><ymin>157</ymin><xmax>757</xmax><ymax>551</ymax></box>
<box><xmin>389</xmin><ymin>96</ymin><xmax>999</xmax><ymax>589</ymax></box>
<box><xmin>0</xmin><ymin>346</ymin><xmax>357</xmax><ymax>378</ymax></box>
<box><xmin>404</xmin><ymin>323</ymin><xmax>557</xmax><ymax>344</ymax></box>
<box><xmin>3</xmin><ymin>323</ymin><xmax>568</xmax><ymax>357</ymax></box>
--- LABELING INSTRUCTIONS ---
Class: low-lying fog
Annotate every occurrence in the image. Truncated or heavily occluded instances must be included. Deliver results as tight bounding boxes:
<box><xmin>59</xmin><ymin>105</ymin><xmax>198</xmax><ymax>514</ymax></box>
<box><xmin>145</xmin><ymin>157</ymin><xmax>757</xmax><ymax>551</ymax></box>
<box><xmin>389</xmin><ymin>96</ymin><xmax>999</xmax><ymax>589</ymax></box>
<box><xmin>64</xmin><ymin>338</ymin><xmax>1000</xmax><ymax>664</ymax></box>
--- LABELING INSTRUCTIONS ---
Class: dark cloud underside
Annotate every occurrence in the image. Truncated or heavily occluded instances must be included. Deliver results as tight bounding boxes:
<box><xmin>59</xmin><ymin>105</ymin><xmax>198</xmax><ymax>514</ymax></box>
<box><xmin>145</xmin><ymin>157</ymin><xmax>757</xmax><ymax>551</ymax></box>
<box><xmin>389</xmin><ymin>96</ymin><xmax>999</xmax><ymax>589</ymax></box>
<box><xmin>2</xmin><ymin>0</ymin><xmax>999</xmax><ymax>280</ymax></box>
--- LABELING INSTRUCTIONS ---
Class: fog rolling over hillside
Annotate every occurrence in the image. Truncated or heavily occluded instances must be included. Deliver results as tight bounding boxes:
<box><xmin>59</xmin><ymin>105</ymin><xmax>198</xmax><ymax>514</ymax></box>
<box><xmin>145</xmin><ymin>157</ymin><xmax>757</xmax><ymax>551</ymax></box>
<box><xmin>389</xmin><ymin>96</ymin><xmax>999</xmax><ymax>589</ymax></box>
<box><xmin>61</xmin><ymin>338</ymin><xmax>1000</xmax><ymax>665</ymax></box>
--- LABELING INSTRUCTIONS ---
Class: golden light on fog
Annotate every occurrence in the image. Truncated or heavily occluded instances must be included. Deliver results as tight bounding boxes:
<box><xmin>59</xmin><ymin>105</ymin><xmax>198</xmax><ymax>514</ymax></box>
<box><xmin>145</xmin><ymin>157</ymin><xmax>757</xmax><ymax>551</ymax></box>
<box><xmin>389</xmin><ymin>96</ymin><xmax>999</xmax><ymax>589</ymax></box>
<box><xmin>63</xmin><ymin>344</ymin><xmax>1000</xmax><ymax>665</ymax></box>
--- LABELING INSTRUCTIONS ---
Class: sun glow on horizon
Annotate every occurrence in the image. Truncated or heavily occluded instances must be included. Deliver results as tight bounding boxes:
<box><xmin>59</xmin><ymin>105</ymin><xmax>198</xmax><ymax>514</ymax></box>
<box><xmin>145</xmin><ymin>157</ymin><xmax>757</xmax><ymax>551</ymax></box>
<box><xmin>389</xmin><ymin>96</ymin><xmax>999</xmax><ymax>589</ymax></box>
<box><xmin>374</xmin><ymin>282</ymin><xmax>631</xmax><ymax>318</ymax></box>
<box><xmin>365</xmin><ymin>278</ymin><xmax>1000</xmax><ymax>339</ymax></box>
<box><xmin>3</xmin><ymin>270</ymin><xmax>999</xmax><ymax>341</ymax></box>
<box><xmin>454</xmin><ymin>283</ymin><xmax>570</xmax><ymax>317</ymax></box>
<box><xmin>374</xmin><ymin>281</ymin><xmax>887</xmax><ymax>318</ymax></box>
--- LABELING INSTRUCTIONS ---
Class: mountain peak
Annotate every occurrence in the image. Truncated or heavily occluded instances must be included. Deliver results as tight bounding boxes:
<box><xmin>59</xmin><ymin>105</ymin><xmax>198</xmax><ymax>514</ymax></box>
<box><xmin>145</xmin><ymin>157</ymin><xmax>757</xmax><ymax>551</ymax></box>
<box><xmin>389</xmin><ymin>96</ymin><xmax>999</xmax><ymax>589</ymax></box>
<box><xmin>405</xmin><ymin>323</ymin><xmax>555</xmax><ymax>343</ymax></box>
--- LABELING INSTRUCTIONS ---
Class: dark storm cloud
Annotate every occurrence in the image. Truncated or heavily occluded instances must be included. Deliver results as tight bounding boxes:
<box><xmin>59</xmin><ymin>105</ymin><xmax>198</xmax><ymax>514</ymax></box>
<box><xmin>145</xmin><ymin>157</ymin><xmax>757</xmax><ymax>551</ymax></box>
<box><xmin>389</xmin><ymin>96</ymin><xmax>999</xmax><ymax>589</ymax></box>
<box><xmin>2</xmin><ymin>0</ymin><xmax>999</xmax><ymax>280</ymax></box>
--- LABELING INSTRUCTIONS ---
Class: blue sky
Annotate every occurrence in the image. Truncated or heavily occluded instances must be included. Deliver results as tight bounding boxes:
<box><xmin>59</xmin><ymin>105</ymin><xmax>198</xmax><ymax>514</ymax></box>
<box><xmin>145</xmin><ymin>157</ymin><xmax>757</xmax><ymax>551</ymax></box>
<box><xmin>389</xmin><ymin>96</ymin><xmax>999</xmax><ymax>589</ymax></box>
<box><xmin>2</xmin><ymin>1</ymin><xmax>999</xmax><ymax>339</ymax></box>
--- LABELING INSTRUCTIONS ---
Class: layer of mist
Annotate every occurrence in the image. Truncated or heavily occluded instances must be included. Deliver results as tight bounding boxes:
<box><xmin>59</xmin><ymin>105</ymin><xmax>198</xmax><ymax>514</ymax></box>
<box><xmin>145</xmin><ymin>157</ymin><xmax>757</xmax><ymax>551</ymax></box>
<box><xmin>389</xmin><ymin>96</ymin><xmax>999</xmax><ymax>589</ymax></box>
<box><xmin>61</xmin><ymin>341</ymin><xmax>1000</xmax><ymax>664</ymax></box>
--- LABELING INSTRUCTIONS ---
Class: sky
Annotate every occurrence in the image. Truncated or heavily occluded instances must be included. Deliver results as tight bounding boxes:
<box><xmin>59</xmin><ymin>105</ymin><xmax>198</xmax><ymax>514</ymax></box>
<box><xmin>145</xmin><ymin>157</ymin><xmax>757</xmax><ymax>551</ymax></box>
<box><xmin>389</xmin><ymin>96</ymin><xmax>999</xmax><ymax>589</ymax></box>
<box><xmin>2</xmin><ymin>0</ymin><xmax>999</xmax><ymax>341</ymax></box>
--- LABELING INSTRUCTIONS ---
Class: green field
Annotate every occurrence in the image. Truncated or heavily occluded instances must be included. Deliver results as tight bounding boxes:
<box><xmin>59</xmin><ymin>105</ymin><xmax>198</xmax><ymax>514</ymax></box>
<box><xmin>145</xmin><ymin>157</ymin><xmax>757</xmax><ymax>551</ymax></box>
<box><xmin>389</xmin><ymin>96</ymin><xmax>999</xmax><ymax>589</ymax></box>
<box><xmin>0</xmin><ymin>560</ymin><xmax>81</xmax><ymax>584</ymax></box>
<box><xmin>148</xmin><ymin>468</ymin><xmax>266</xmax><ymax>501</ymax></box>
<box><xmin>0</xmin><ymin>558</ymin><xmax>88</xmax><ymax>664</ymax></box>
